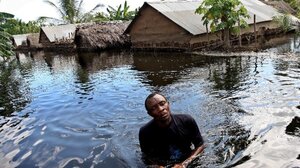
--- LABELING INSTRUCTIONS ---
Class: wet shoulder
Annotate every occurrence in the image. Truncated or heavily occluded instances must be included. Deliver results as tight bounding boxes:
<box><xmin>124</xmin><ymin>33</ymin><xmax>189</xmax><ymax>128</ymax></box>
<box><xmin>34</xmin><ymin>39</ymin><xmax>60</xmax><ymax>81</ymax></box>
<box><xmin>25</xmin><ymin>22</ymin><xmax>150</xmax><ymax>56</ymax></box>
<box><xmin>172</xmin><ymin>114</ymin><xmax>195</xmax><ymax>124</ymax></box>
<box><xmin>139</xmin><ymin>119</ymin><xmax>156</xmax><ymax>136</ymax></box>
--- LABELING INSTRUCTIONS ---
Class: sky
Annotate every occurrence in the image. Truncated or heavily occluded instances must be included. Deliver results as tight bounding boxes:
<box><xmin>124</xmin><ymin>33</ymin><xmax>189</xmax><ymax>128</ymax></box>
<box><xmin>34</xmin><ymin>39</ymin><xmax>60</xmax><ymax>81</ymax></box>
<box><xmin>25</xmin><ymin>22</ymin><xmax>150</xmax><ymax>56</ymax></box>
<box><xmin>0</xmin><ymin>0</ymin><xmax>152</xmax><ymax>22</ymax></box>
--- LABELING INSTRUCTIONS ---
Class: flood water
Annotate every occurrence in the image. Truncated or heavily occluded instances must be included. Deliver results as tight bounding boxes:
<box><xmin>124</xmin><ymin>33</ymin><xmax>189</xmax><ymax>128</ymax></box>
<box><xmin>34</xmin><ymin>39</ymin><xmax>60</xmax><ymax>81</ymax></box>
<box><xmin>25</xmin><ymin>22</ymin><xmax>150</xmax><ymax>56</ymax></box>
<box><xmin>0</xmin><ymin>37</ymin><xmax>300</xmax><ymax>168</ymax></box>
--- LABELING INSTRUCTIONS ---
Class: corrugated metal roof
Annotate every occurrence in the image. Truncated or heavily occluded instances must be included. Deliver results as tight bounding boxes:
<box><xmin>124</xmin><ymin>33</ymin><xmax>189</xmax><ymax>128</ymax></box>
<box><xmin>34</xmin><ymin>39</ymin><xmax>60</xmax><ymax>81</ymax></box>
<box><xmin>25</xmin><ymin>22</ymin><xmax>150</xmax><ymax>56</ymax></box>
<box><xmin>41</xmin><ymin>24</ymin><xmax>77</xmax><ymax>42</ymax></box>
<box><xmin>147</xmin><ymin>0</ymin><xmax>280</xmax><ymax>35</ymax></box>
<box><xmin>12</xmin><ymin>34</ymin><xmax>31</xmax><ymax>46</ymax></box>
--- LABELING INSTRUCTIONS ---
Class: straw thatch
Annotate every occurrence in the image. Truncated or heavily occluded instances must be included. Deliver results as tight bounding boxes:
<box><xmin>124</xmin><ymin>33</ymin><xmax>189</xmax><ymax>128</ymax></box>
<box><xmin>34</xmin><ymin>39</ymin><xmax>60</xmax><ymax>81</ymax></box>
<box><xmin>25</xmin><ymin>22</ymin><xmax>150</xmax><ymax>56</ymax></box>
<box><xmin>75</xmin><ymin>21</ymin><xmax>131</xmax><ymax>51</ymax></box>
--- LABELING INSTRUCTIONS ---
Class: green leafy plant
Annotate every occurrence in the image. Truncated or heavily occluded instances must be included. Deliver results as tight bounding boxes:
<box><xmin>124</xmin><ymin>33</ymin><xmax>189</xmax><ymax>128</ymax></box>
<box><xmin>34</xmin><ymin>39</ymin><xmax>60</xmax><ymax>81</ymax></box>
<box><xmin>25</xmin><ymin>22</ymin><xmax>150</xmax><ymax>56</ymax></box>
<box><xmin>1</xmin><ymin>18</ymin><xmax>41</xmax><ymax>35</ymax></box>
<box><xmin>284</xmin><ymin>0</ymin><xmax>300</xmax><ymax>18</ymax></box>
<box><xmin>0</xmin><ymin>12</ymin><xmax>15</xmax><ymax>61</ymax></box>
<box><xmin>195</xmin><ymin>0</ymin><xmax>250</xmax><ymax>48</ymax></box>
<box><xmin>273</xmin><ymin>14</ymin><xmax>293</xmax><ymax>33</ymax></box>
<box><xmin>106</xmin><ymin>1</ymin><xmax>137</xmax><ymax>21</ymax></box>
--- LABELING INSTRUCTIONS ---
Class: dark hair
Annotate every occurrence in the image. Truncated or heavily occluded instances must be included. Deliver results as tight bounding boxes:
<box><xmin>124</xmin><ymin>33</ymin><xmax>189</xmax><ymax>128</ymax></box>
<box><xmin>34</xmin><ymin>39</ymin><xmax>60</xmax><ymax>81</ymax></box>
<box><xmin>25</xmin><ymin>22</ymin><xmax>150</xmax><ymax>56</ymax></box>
<box><xmin>144</xmin><ymin>92</ymin><xmax>167</xmax><ymax>112</ymax></box>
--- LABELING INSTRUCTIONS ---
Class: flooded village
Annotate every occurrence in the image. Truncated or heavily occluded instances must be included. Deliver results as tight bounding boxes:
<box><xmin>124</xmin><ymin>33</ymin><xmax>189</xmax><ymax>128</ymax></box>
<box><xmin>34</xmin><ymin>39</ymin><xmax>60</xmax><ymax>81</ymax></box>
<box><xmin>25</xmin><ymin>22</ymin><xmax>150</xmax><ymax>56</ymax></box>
<box><xmin>1</xmin><ymin>0</ymin><xmax>300</xmax><ymax>168</ymax></box>
<box><xmin>11</xmin><ymin>0</ymin><xmax>300</xmax><ymax>53</ymax></box>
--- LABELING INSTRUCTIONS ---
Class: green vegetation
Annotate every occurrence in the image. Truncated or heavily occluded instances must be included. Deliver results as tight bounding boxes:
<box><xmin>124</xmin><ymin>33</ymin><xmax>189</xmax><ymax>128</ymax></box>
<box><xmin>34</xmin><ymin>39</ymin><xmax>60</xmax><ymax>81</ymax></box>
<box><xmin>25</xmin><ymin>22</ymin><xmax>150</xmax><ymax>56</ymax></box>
<box><xmin>195</xmin><ymin>0</ymin><xmax>249</xmax><ymax>48</ymax></box>
<box><xmin>85</xmin><ymin>1</ymin><xmax>138</xmax><ymax>22</ymax></box>
<box><xmin>284</xmin><ymin>0</ymin><xmax>300</xmax><ymax>18</ymax></box>
<box><xmin>273</xmin><ymin>14</ymin><xmax>293</xmax><ymax>33</ymax></box>
<box><xmin>0</xmin><ymin>12</ymin><xmax>14</xmax><ymax>61</ymax></box>
<box><xmin>40</xmin><ymin>0</ymin><xmax>137</xmax><ymax>24</ymax></box>
<box><xmin>1</xmin><ymin>18</ymin><xmax>41</xmax><ymax>35</ymax></box>
<box><xmin>105</xmin><ymin>1</ymin><xmax>137</xmax><ymax>21</ymax></box>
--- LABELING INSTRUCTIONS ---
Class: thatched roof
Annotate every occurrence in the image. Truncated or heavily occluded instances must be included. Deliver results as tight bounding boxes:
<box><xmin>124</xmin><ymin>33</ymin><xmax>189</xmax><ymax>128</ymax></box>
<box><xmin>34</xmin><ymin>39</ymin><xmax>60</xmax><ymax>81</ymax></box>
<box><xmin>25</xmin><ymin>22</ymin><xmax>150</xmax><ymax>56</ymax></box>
<box><xmin>75</xmin><ymin>21</ymin><xmax>131</xmax><ymax>51</ymax></box>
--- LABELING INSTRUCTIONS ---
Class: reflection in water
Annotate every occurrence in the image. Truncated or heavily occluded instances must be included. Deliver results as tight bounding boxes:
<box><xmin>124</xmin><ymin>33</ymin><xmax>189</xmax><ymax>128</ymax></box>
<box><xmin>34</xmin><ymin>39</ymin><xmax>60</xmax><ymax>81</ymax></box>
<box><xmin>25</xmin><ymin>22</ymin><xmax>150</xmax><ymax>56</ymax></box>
<box><xmin>0</xmin><ymin>58</ymin><xmax>31</xmax><ymax>117</ymax></box>
<box><xmin>132</xmin><ymin>52</ymin><xmax>192</xmax><ymax>87</ymax></box>
<box><xmin>207</xmin><ymin>57</ymin><xmax>251</xmax><ymax>92</ymax></box>
<box><xmin>0</xmin><ymin>37</ymin><xmax>299</xmax><ymax>168</ymax></box>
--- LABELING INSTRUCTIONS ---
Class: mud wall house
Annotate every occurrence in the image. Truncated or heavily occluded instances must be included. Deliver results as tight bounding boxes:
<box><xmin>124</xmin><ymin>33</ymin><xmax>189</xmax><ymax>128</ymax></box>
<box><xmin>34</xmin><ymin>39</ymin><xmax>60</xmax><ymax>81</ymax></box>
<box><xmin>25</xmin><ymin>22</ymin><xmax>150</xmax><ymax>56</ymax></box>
<box><xmin>39</xmin><ymin>24</ymin><xmax>77</xmax><ymax>49</ymax></box>
<box><xmin>27</xmin><ymin>33</ymin><xmax>42</xmax><ymax>49</ymax></box>
<box><xmin>124</xmin><ymin>0</ymin><xmax>281</xmax><ymax>51</ymax></box>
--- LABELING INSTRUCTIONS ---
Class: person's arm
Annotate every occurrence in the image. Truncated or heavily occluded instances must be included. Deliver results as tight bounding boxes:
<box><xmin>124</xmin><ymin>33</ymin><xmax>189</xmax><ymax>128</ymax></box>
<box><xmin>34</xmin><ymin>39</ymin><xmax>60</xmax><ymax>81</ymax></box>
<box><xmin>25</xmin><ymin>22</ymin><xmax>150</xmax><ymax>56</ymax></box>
<box><xmin>142</xmin><ymin>155</ymin><xmax>165</xmax><ymax>168</ymax></box>
<box><xmin>172</xmin><ymin>144</ymin><xmax>205</xmax><ymax>168</ymax></box>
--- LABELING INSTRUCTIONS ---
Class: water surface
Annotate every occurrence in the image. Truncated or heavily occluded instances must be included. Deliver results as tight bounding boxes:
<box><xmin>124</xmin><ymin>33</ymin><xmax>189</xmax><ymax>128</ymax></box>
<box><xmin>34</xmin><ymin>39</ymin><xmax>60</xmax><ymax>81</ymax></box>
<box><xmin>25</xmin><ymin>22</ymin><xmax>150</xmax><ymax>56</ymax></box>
<box><xmin>0</xmin><ymin>38</ymin><xmax>299</xmax><ymax>168</ymax></box>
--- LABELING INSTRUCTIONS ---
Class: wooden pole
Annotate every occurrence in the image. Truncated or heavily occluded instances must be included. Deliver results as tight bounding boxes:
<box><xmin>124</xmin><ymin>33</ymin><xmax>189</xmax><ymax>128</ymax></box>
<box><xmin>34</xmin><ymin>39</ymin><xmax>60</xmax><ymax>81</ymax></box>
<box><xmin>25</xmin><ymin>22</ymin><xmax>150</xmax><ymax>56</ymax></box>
<box><xmin>206</xmin><ymin>23</ymin><xmax>209</xmax><ymax>41</ymax></box>
<box><xmin>254</xmin><ymin>14</ymin><xmax>257</xmax><ymax>47</ymax></box>
<box><xmin>238</xmin><ymin>18</ymin><xmax>241</xmax><ymax>47</ymax></box>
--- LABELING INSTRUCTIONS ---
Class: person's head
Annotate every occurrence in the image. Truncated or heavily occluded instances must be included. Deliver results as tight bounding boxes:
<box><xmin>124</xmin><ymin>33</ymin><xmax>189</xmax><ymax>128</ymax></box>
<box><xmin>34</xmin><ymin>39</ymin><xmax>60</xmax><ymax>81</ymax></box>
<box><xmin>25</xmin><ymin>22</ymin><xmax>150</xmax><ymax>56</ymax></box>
<box><xmin>144</xmin><ymin>93</ymin><xmax>171</xmax><ymax>125</ymax></box>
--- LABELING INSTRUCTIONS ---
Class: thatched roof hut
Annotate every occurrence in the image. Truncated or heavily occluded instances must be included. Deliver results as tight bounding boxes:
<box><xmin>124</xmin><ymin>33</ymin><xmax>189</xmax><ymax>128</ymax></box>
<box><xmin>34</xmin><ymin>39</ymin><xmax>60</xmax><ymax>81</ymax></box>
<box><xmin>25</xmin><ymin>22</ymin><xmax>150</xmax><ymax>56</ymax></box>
<box><xmin>75</xmin><ymin>21</ymin><xmax>131</xmax><ymax>51</ymax></box>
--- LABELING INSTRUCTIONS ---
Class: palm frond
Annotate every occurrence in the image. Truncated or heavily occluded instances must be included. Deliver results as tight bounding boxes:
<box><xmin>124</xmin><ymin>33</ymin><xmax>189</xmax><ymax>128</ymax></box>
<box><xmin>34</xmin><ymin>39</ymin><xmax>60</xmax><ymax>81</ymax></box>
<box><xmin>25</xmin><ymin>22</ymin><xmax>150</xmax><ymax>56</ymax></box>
<box><xmin>44</xmin><ymin>0</ymin><xmax>66</xmax><ymax>18</ymax></box>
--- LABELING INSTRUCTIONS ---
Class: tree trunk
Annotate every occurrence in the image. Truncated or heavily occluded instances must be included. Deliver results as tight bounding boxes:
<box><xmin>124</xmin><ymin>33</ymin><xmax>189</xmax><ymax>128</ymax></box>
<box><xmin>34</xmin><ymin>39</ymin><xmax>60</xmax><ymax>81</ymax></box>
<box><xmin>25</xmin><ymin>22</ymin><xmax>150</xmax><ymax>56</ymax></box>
<box><xmin>224</xmin><ymin>28</ymin><xmax>231</xmax><ymax>49</ymax></box>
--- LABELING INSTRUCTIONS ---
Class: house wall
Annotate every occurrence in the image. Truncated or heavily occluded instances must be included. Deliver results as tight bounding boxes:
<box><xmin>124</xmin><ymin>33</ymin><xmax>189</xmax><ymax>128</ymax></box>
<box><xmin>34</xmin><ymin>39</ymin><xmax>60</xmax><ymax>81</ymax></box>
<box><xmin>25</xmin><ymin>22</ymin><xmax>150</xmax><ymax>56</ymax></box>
<box><xmin>39</xmin><ymin>30</ymin><xmax>51</xmax><ymax>45</ymax></box>
<box><xmin>241</xmin><ymin>21</ymin><xmax>279</xmax><ymax>34</ymax></box>
<box><xmin>129</xmin><ymin>5</ymin><xmax>193</xmax><ymax>50</ymax></box>
<box><xmin>189</xmin><ymin>31</ymin><xmax>223</xmax><ymax>50</ymax></box>
<box><xmin>189</xmin><ymin>21</ymin><xmax>280</xmax><ymax>50</ymax></box>
<box><xmin>129</xmin><ymin>5</ymin><xmax>281</xmax><ymax>51</ymax></box>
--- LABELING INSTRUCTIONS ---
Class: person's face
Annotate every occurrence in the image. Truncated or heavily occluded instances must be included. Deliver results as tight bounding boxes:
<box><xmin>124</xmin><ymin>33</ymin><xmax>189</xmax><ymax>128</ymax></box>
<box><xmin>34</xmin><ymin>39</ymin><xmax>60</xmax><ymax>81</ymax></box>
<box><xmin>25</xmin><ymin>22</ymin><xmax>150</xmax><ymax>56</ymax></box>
<box><xmin>146</xmin><ymin>94</ymin><xmax>171</xmax><ymax>122</ymax></box>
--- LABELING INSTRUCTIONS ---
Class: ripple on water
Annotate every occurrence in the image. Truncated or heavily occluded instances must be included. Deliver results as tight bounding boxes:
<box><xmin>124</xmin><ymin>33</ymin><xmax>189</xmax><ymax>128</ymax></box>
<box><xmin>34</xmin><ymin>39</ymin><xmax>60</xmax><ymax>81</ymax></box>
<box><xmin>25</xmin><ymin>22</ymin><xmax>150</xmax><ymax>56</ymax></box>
<box><xmin>1</xmin><ymin>50</ymin><xmax>300</xmax><ymax>168</ymax></box>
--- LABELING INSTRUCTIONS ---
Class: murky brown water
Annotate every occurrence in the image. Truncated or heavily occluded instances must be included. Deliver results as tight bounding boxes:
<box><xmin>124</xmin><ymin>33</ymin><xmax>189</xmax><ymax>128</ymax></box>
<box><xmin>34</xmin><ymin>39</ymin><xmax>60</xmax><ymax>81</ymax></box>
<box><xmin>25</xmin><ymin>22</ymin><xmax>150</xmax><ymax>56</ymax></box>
<box><xmin>0</xmin><ymin>36</ymin><xmax>299</xmax><ymax>168</ymax></box>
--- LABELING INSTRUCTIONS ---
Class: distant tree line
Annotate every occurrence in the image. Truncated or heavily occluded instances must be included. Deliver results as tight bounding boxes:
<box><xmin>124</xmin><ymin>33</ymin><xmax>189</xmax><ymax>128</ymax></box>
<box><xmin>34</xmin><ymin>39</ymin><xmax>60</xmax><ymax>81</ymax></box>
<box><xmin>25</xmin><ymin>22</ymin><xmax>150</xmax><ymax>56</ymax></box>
<box><xmin>2</xmin><ymin>0</ymin><xmax>137</xmax><ymax>36</ymax></box>
<box><xmin>38</xmin><ymin>0</ymin><xmax>137</xmax><ymax>25</ymax></box>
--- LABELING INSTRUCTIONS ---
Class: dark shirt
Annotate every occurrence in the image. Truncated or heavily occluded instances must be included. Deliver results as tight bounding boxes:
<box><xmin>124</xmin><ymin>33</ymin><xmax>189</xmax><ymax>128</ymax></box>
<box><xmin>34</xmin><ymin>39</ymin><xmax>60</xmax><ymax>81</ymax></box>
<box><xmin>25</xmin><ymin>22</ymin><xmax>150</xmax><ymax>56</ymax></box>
<box><xmin>139</xmin><ymin>114</ymin><xmax>204</xmax><ymax>166</ymax></box>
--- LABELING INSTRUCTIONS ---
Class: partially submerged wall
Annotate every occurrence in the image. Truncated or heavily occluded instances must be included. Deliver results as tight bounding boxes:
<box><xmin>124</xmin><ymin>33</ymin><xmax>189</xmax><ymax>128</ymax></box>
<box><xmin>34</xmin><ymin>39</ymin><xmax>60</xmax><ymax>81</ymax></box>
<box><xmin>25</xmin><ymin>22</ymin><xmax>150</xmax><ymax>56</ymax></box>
<box><xmin>129</xmin><ymin>5</ymin><xmax>192</xmax><ymax>51</ymax></box>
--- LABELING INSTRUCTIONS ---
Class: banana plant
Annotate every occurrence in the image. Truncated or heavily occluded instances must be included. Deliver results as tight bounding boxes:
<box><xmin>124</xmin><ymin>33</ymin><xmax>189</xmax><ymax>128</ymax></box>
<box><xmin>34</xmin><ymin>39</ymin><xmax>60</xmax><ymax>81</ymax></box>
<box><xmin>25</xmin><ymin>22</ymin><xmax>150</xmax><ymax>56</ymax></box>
<box><xmin>106</xmin><ymin>1</ymin><xmax>137</xmax><ymax>21</ymax></box>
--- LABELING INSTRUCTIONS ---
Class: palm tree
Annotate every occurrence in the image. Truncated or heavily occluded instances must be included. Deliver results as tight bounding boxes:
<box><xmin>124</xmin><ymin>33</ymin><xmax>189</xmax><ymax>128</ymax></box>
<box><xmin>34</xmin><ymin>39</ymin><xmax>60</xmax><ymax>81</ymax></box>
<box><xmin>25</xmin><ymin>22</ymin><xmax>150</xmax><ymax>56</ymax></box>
<box><xmin>39</xmin><ymin>0</ymin><xmax>103</xmax><ymax>24</ymax></box>
<box><xmin>0</xmin><ymin>12</ymin><xmax>14</xmax><ymax>61</ymax></box>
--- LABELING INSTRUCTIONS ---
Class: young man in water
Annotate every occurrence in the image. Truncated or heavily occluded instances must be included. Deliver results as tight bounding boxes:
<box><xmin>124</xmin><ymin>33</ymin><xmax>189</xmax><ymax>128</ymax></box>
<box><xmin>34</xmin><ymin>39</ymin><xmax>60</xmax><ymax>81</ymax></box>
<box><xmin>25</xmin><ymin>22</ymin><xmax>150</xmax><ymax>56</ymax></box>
<box><xmin>139</xmin><ymin>93</ymin><xmax>205</xmax><ymax>168</ymax></box>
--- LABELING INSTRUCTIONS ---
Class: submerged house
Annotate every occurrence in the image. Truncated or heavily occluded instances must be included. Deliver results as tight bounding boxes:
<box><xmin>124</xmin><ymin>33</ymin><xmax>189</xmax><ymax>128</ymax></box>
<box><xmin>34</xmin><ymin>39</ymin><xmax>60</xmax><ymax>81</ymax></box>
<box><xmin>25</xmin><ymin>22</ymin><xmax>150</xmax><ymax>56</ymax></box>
<box><xmin>124</xmin><ymin>0</ymin><xmax>281</xmax><ymax>51</ymax></box>
<box><xmin>39</xmin><ymin>24</ymin><xmax>77</xmax><ymax>49</ymax></box>
<box><xmin>12</xmin><ymin>33</ymin><xmax>41</xmax><ymax>50</ymax></box>
<box><xmin>75</xmin><ymin>21</ymin><xmax>131</xmax><ymax>51</ymax></box>
<box><xmin>12</xmin><ymin>34</ymin><xmax>31</xmax><ymax>47</ymax></box>
<box><xmin>26</xmin><ymin>33</ymin><xmax>41</xmax><ymax>49</ymax></box>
